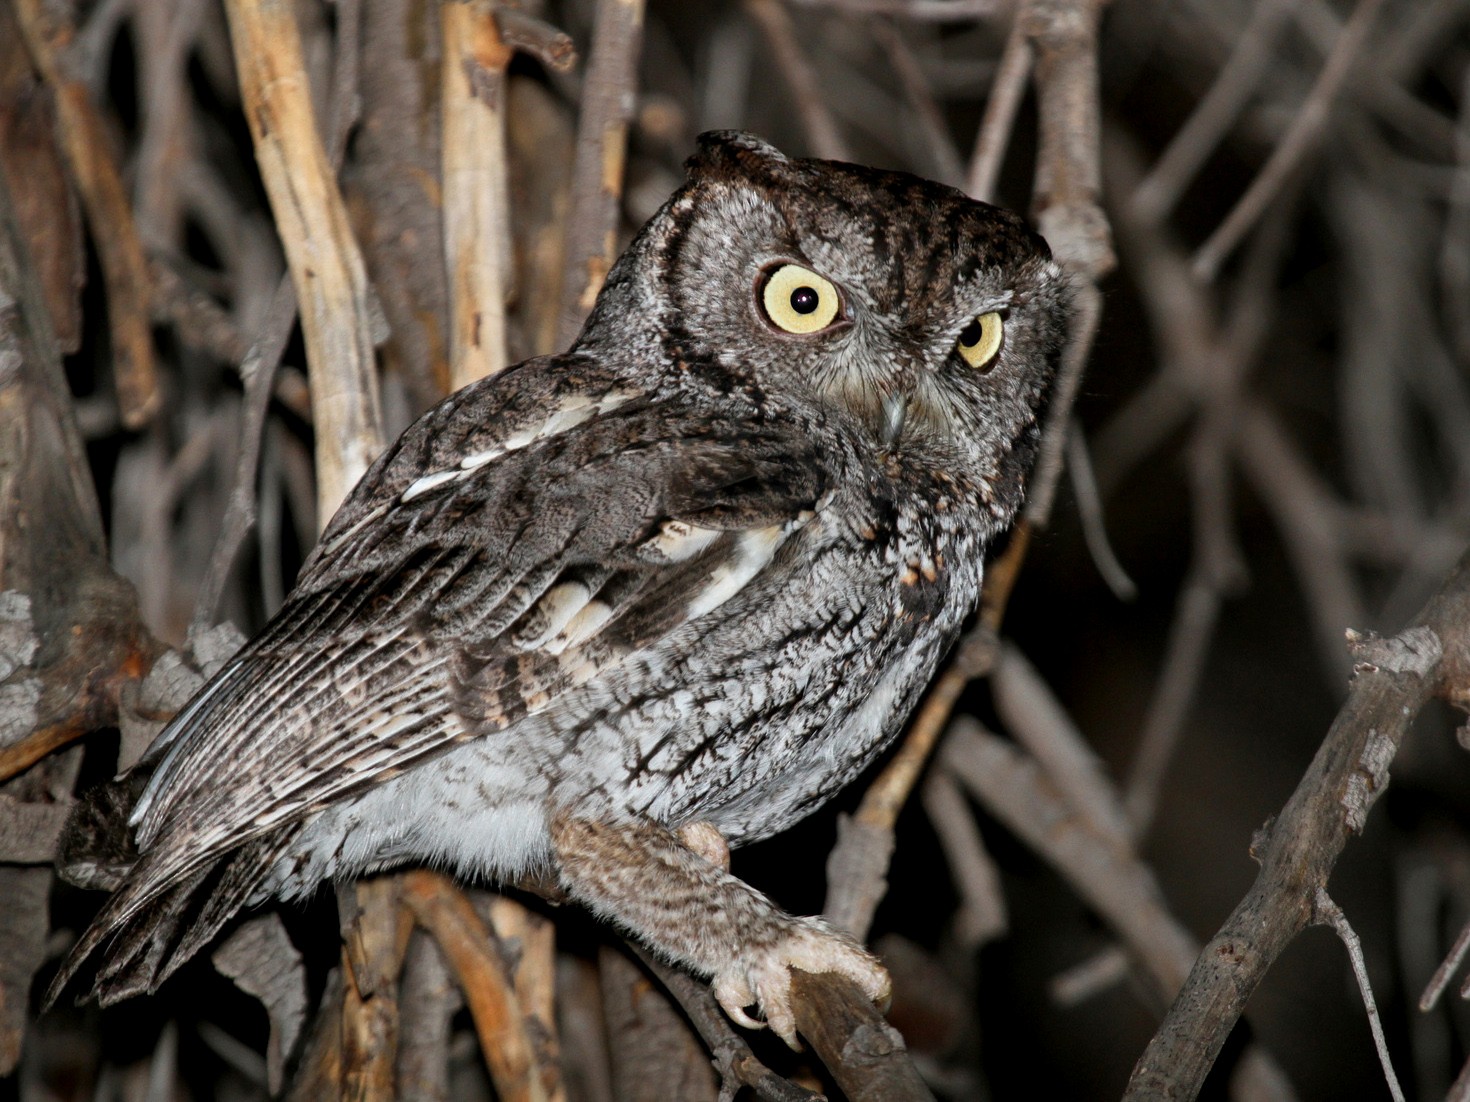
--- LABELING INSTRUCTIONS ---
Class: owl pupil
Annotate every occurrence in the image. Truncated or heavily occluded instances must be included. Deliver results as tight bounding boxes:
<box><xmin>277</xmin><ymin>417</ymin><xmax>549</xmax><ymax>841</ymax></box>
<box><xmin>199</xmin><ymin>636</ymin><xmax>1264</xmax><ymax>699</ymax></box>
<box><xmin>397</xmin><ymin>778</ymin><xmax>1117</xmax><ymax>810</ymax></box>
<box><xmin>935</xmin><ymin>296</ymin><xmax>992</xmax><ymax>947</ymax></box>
<box><xmin>958</xmin><ymin>319</ymin><xmax>983</xmax><ymax>347</ymax></box>
<box><xmin>789</xmin><ymin>287</ymin><xmax>819</xmax><ymax>314</ymax></box>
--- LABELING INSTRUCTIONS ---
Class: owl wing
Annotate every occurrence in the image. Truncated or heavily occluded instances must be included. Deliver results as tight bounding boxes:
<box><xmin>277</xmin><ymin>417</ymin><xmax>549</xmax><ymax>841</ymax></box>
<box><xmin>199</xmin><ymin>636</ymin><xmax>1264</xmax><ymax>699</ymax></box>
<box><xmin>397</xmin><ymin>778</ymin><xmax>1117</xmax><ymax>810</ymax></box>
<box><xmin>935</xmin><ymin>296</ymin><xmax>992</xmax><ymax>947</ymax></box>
<box><xmin>125</xmin><ymin>355</ymin><xmax>830</xmax><ymax>901</ymax></box>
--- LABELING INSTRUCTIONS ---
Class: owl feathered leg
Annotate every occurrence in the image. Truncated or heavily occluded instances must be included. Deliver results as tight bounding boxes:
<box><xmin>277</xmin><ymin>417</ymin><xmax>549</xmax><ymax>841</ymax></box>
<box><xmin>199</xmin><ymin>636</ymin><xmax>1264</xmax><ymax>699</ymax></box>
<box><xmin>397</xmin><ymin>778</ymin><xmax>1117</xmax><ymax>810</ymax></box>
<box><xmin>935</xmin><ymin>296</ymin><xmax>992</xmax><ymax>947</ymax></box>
<box><xmin>549</xmin><ymin>812</ymin><xmax>889</xmax><ymax>1048</ymax></box>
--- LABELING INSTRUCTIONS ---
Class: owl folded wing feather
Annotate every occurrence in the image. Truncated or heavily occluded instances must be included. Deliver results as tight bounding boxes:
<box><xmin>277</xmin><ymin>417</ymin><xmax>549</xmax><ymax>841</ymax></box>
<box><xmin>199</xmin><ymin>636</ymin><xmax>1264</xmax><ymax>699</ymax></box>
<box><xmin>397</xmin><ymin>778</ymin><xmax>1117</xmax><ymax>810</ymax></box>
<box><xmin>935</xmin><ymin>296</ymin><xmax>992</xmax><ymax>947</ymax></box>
<box><xmin>54</xmin><ymin>363</ymin><xmax>831</xmax><ymax>1001</ymax></box>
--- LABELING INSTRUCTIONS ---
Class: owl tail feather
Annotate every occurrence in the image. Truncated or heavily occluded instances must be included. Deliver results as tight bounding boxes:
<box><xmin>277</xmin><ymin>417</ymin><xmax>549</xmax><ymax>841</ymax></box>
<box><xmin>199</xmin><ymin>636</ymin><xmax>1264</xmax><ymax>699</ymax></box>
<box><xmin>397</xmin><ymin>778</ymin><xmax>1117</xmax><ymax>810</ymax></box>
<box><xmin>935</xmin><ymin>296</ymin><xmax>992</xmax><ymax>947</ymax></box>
<box><xmin>46</xmin><ymin>820</ymin><xmax>298</xmax><ymax>1010</ymax></box>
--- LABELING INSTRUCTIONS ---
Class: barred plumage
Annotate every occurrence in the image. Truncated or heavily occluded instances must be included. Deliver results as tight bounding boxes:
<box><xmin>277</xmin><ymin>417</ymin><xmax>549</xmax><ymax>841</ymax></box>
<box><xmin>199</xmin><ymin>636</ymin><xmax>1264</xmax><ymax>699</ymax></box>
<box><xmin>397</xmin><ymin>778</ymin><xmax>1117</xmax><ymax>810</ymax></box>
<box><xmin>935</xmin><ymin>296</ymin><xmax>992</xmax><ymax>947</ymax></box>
<box><xmin>54</xmin><ymin>131</ymin><xmax>1070</xmax><ymax>1044</ymax></box>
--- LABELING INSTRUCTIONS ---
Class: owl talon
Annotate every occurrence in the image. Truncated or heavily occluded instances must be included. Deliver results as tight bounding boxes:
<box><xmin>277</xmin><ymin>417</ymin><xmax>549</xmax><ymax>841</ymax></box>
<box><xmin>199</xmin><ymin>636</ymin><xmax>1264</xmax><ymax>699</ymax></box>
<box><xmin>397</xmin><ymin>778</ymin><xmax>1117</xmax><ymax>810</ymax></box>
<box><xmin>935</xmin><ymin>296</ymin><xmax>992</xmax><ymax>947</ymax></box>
<box><xmin>716</xmin><ymin>993</ymin><xmax>767</xmax><ymax>1033</ymax></box>
<box><xmin>711</xmin><ymin>917</ymin><xmax>890</xmax><ymax>1049</ymax></box>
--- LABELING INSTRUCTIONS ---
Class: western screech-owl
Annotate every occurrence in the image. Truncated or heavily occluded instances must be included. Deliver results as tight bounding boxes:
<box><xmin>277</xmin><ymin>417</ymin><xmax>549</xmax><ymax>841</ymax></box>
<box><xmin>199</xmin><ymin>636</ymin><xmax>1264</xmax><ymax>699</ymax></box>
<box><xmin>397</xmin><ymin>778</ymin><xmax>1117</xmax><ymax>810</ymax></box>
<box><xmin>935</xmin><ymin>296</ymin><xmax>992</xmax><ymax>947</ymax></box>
<box><xmin>53</xmin><ymin>131</ymin><xmax>1070</xmax><ymax>1044</ymax></box>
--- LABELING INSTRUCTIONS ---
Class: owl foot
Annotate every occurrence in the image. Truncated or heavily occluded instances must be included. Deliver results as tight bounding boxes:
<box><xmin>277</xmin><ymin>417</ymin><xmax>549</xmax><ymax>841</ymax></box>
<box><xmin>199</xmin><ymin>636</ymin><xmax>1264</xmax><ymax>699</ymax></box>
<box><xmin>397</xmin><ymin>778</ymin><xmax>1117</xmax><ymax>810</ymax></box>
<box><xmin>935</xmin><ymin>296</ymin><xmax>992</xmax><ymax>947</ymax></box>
<box><xmin>551</xmin><ymin>814</ymin><xmax>890</xmax><ymax>1048</ymax></box>
<box><xmin>710</xmin><ymin>915</ymin><xmax>890</xmax><ymax>1048</ymax></box>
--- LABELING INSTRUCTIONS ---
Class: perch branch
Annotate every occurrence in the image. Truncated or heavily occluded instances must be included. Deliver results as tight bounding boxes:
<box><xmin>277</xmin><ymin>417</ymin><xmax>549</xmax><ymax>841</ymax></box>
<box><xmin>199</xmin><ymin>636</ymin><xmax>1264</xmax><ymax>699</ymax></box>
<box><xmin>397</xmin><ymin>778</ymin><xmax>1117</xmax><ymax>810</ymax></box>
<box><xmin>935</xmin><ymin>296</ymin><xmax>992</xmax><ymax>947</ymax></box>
<box><xmin>790</xmin><ymin>970</ymin><xmax>937</xmax><ymax>1102</ymax></box>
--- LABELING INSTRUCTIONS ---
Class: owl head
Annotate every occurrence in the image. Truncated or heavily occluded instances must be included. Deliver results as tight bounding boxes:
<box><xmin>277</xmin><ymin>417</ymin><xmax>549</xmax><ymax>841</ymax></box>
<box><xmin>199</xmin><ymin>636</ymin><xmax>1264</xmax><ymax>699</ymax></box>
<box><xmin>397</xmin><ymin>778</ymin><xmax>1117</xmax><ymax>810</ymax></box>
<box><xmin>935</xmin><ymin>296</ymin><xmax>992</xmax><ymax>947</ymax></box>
<box><xmin>582</xmin><ymin>131</ymin><xmax>1071</xmax><ymax>507</ymax></box>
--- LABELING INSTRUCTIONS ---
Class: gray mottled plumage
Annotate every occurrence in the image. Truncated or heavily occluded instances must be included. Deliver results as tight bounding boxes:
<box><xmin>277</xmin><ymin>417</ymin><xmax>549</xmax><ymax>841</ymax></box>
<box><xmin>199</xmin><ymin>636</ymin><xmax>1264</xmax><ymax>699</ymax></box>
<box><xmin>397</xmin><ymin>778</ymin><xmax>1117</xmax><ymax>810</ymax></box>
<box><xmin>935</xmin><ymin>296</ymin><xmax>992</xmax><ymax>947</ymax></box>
<box><xmin>53</xmin><ymin>132</ymin><xmax>1070</xmax><ymax>1042</ymax></box>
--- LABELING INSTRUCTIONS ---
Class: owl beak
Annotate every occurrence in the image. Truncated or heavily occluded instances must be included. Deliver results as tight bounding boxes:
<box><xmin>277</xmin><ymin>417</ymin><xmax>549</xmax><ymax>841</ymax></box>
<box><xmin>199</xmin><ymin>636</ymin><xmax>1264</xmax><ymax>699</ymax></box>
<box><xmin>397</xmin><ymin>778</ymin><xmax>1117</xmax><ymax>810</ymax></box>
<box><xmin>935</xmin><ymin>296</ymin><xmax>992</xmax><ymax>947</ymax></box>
<box><xmin>880</xmin><ymin>391</ymin><xmax>907</xmax><ymax>446</ymax></box>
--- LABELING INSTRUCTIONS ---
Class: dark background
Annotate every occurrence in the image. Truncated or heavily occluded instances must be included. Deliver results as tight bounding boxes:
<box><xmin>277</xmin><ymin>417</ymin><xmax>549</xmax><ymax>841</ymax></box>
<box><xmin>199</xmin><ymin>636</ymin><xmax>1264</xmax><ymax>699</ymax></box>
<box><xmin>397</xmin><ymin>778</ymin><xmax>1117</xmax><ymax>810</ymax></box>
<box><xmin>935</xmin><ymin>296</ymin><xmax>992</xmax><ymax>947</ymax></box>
<box><xmin>3</xmin><ymin>0</ymin><xmax>1469</xmax><ymax>1098</ymax></box>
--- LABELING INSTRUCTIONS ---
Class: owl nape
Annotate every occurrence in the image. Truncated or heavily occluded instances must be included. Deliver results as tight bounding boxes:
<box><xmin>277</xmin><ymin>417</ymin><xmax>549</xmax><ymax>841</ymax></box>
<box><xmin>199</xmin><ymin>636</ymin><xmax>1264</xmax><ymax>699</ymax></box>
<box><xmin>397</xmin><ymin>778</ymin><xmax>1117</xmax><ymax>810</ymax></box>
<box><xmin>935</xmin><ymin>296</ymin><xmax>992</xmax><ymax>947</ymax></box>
<box><xmin>50</xmin><ymin>132</ymin><xmax>1071</xmax><ymax>1050</ymax></box>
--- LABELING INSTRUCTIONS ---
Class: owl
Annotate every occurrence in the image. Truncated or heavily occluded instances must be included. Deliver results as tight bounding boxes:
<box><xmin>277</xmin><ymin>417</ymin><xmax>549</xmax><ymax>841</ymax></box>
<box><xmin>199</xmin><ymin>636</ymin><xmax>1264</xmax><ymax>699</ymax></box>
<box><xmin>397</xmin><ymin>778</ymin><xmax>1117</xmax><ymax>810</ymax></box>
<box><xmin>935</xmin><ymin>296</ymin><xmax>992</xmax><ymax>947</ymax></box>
<box><xmin>52</xmin><ymin>131</ymin><xmax>1070</xmax><ymax>1046</ymax></box>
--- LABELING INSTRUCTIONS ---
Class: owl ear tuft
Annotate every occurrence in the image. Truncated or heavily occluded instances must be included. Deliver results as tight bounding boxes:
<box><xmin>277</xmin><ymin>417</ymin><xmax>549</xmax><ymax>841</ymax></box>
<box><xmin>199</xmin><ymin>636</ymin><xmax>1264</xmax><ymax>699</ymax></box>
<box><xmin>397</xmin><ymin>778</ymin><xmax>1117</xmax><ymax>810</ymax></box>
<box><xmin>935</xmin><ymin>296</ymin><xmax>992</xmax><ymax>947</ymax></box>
<box><xmin>687</xmin><ymin>131</ymin><xmax>789</xmax><ymax>181</ymax></box>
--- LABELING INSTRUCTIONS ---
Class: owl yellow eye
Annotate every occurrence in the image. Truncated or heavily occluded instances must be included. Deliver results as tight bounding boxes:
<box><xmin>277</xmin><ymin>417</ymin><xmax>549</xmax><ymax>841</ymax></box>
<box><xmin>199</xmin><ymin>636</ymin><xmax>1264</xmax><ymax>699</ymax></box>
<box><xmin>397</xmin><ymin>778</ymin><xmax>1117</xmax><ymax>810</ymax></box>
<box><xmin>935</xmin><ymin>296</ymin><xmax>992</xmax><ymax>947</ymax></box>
<box><xmin>956</xmin><ymin>311</ymin><xmax>1004</xmax><ymax>369</ymax></box>
<box><xmin>760</xmin><ymin>264</ymin><xmax>841</xmax><ymax>334</ymax></box>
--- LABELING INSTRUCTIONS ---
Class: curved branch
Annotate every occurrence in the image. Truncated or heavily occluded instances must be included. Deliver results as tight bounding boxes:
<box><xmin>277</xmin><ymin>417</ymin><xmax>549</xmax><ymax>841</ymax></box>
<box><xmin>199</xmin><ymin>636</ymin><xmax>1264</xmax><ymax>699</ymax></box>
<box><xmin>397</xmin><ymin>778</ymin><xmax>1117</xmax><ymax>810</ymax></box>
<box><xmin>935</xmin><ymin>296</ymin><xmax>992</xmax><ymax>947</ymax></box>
<box><xmin>1125</xmin><ymin>545</ymin><xmax>1470</xmax><ymax>1100</ymax></box>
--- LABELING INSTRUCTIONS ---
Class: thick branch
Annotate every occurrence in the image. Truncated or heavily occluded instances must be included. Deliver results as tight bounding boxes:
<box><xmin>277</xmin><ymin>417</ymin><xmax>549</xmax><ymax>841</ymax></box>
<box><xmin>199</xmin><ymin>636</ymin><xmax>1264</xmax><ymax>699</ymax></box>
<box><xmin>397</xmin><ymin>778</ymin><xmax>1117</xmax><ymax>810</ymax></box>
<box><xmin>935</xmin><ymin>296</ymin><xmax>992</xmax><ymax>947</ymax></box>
<box><xmin>442</xmin><ymin>0</ymin><xmax>512</xmax><ymax>388</ymax></box>
<box><xmin>223</xmin><ymin>0</ymin><xmax>384</xmax><ymax>516</ymax></box>
<box><xmin>789</xmin><ymin>971</ymin><xmax>937</xmax><ymax>1102</ymax></box>
<box><xmin>555</xmin><ymin>0</ymin><xmax>645</xmax><ymax>350</ymax></box>
<box><xmin>13</xmin><ymin>0</ymin><xmax>160</xmax><ymax>428</ymax></box>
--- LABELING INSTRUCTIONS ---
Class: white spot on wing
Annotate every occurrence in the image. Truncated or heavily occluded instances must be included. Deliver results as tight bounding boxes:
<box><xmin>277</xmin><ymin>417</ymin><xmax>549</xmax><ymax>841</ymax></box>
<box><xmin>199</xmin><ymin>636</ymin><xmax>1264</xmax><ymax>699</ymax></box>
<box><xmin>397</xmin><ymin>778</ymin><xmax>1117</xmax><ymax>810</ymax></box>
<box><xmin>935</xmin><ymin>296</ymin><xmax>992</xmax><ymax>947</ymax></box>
<box><xmin>684</xmin><ymin>525</ymin><xmax>785</xmax><ymax>620</ymax></box>
<box><xmin>519</xmin><ymin>582</ymin><xmax>592</xmax><ymax>649</ymax></box>
<box><xmin>457</xmin><ymin>390</ymin><xmax>637</xmax><ymax>475</ymax></box>
<box><xmin>325</xmin><ymin>503</ymin><xmax>389</xmax><ymax>551</ymax></box>
<box><xmin>401</xmin><ymin>468</ymin><xmax>464</xmax><ymax>503</ymax></box>
<box><xmin>642</xmin><ymin>520</ymin><xmax>723</xmax><ymax>563</ymax></box>
<box><xmin>460</xmin><ymin>446</ymin><xmax>506</xmax><ymax>471</ymax></box>
<box><xmin>545</xmin><ymin>599</ymin><xmax>615</xmax><ymax>654</ymax></box>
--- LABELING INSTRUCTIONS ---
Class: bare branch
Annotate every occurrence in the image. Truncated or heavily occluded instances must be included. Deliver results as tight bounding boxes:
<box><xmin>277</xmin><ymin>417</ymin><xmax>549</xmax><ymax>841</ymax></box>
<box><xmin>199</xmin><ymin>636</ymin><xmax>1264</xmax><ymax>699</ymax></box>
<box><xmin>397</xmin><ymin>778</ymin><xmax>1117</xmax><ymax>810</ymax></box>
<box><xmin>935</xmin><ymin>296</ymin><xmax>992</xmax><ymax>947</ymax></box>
<box><xmin>223</xmin><ymin>0</ymin><xmax>385</xmax><ymax>516</ymax></box>
<box><xmin>1193</xmin><ymin>0</ymin><xmax>1387</xmax><ymax>281</ymax></box>
<box><xmin>743</xmin><ymin>0</ymin><xmax>851</xmax><ymax>161</ymax></box>
<box><xmin>555</xmin><ymin>0</ymin><xmax>647</xmax><ymax>349</ymax></box>
<box><xmin>1313</xmin><ymin>889</ymin><xmax>1406</xmax><ymax>1102</ymax></box>
<box><xmin>1125</xmin><ymin>554</ymin><xmax>1470</xmax><ymax>1099</ymax></box>
<box><xmin>442</xmin><ymin>0</ymin><xmax>513</xmax><ymax>387</ymax></box>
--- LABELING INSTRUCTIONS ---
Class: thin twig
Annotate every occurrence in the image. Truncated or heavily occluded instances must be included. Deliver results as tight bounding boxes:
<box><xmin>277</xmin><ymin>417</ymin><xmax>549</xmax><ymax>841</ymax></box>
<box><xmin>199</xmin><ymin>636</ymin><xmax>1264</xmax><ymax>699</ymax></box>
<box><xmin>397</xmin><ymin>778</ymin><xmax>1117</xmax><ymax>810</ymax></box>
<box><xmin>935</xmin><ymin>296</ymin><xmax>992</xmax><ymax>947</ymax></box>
<box><xmin>1192</xmin><ymin>0</ymin><xmax>1387</xmax><ymax>281</ymax></box>
<box><xmin>1050</xmin><ymin>945</ymin><xmax>1130</xmax><ymax>1007</ymax></box>
<box><xmin>1122</xmin><ymin>574</ymin><xmax>1223</xmax><ymax>835</ymax></box>
<box><xmin>872</xmin><ymin>18</ymin><xmax>964</xmax><ymax>187</ymax></box>
<box><xmin>1023</xmin><ymin>278</ymin><xmax>1100</xmax><ymax>527</ymax></box>
<box><xmin>1312</xmin><ymin>889</ymin><xmax>1406</xmax><ymax>1102</ymax></box>
<box><xmin>920</xmin><ymin>769</ymin><xmax>1007</xmax><ymax>949</ymax></box>
<box><xmin>966</xmin><ymin>13</ymin><xmax>1031</xmax><ymax>203</ymax></box>
<box><xmin>743</xmin><ymin>0</ymin><xmax>851</xmax><ymax>161</ymax></box>
<box><xmin>188</xmin><ymin>277</ymin><xmax>298</xmax><ymax>641</ymax></box>
<box><xmin>992</xmin><ymin>642</ymin><xmax>1131</xmax><ymax>843</ymax></box>
<box><xmin>1420</xmin><ymin>916</ymin><xmax>1470</xmax><ymax>1012</ymax></box>
<box><xmin>823</xmin><ymin>626</ymin><xmax>997</xmax><ymax>939</ymax></box>
<box><xmin>1130</xmin><ymin>0</ymin><xmax>1300</xmax><ymax>226</ymax></box>
<box><xmin>1236</xmin><ymin>402</ymin><xmax>1366</xmax><ymax>684</ymax></box>
<box><xmin>1065</xmin><ymin>426</ymin><xmax>1136</xmax><ymax>600</ymax></box>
